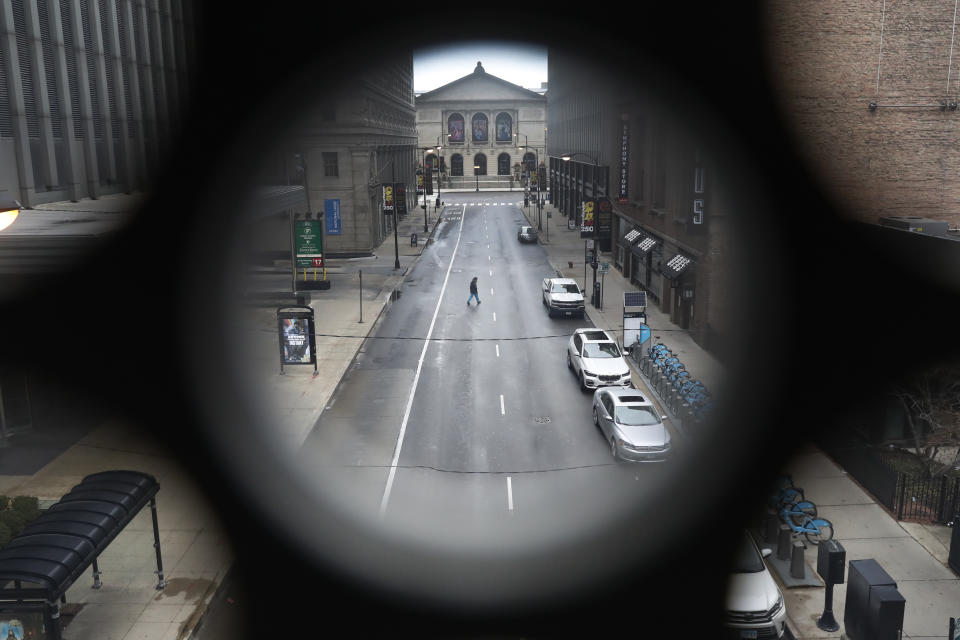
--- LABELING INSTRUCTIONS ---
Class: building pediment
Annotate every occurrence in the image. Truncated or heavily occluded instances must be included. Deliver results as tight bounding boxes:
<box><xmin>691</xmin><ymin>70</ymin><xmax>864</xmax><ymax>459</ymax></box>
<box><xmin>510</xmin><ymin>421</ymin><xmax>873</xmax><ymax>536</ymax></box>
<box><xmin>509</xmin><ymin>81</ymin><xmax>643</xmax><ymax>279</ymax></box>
<box><xmin>417</xmin><ymin>64</ymin><xmax>545</xmax><ymax>104</ymax></box>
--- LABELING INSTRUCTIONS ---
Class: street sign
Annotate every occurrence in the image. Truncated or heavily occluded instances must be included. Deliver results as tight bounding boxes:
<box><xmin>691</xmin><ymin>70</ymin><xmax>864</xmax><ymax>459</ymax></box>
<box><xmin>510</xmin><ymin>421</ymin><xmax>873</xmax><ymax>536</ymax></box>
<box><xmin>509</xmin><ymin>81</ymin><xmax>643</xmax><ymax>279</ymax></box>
<box><xmin>294</xmin><ymin>219</ymin><xmax>322</xmax><ymax>268</ymax></box>
<box><xmin>598</xmin><ymin>262</ymin><xmax>610</xmax><ymax>274</ymax></box>
<box><xmin>395</xmin><ymin>183</ymin><xmax>407</xmax><ymax>217</ymax></box>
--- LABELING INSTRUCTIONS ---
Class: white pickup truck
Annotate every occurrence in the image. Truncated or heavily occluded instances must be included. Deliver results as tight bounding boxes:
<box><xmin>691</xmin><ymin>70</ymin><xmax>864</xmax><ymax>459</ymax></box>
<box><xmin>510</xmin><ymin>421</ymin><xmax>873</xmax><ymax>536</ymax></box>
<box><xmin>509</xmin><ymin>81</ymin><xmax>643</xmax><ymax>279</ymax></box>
<box><xmin>542</xmin><ymin>277</ymin><xmax>586</xmax><ymax>318</ymax></box>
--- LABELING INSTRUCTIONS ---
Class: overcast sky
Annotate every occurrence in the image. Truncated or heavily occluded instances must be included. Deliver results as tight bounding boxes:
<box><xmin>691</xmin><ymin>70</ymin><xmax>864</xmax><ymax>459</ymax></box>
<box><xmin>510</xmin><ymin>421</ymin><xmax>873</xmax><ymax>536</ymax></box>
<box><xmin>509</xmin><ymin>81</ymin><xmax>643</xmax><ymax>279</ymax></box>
<box><xmin>413</xmin><ymin>42</ymin><xmax>548</xmax><ymax>93</ymax></box>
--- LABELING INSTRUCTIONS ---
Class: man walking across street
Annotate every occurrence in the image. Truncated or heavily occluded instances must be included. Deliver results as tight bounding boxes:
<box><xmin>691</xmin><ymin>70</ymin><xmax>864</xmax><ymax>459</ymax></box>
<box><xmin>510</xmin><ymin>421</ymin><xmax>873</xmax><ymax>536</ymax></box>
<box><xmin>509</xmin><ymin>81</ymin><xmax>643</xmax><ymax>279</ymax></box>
<box><xmin>467</xmin><ymin>276</ymin><xmax>481</xmax><ymax>306</ymax></box>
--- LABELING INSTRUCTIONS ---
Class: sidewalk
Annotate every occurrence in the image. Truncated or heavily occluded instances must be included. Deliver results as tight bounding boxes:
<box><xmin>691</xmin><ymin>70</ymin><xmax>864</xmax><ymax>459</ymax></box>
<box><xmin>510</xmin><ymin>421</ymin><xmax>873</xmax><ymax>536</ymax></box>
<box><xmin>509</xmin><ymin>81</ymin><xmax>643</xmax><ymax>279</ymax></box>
<box><xmin>519</xmin><ymin>199</ymin><xmax>959</xmax><ymax>638</ymax></box>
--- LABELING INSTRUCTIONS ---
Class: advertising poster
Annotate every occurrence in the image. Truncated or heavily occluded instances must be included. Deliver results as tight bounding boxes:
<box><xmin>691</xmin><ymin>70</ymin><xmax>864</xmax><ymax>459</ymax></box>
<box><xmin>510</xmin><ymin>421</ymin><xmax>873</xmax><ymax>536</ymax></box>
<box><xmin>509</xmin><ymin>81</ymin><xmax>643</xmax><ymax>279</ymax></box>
<box><xmin>496</xmin><ymin>114</ymin><xmax>512</xmax><ymax>141</ymax></box>
<box><xmin>395</xmin><ymin>184</ymin><xmax>407</xmax><ymax>217</ymax></box>
<box><xmin>0</xmin><ymin>616</ymin><xmax>34</xmax><ymax>639</ymax></box>
<box><xmin>597</xmin><ymin>197</ymin><xmax>613</xmax><ymax>248</ymax></box>
<box><xmin>281</xmin><ymin>317</ymin><xmax>311</xmax><ymax>365</ymax></box>
<box><xmin>448</xmin><ymin>115</ymin><xmax>464</xmax><ymax>142</ymax></box>
<box><xmin>580</xmin><ymin>199</ymin><xmax>596</xmax><ymax>238</ymax></box>
<box><xmin>619</xmin><ymin>114</ymin><xmax>630</xmax><ymax>203</ymax></box>
<box><xmin>416</xmin><ymin>173</ymin><xmax>424</xmax><ymax>195</ymax></box>
<box><xmin>472</xmin><ymin>115</ymin><xmax>488</xmax><ymax>142</ymax></box>
<box><xmin>294</xmin><ymin>220</ymin><xmax>323</xmax><ymax>268</ymax></box>
<box><xmin>383</xmin><ymin>184</ymin><xmax>394</xmax><ymax>214</ymax></box>
<box><xmin>324</xmin><ymin>199</ymin><xmax>341</xmax><ymax>235</ymax></box>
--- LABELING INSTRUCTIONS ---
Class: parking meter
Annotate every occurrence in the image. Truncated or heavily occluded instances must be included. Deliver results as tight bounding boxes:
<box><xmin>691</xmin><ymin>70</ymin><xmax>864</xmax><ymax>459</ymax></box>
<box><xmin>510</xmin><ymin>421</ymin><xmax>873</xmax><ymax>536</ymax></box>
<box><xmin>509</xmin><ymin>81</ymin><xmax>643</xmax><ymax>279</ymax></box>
<box><xmin>816</xmin><ymin>540</ymin><xmax>845</xmax><ymax>631</ymax></box>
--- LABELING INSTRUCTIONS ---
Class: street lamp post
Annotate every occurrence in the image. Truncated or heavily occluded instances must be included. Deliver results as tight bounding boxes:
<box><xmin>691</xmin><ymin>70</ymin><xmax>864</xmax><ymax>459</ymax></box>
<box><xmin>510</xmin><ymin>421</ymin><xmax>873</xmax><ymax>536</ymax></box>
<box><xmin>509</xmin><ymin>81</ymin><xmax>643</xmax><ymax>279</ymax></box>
<box><xmin>474</xmin><ymin>164</ymin><xmax>480</xmax><ymax>191</ymax></box>
<box><xmin>519</xmin><ymin>144</ymin><xmax>541</xmax><ymax>231</ymax></box>
<box><xmin>561</xmin><ymin>152</ymin><xmax>601</xmax><ymax>306</ymax></box>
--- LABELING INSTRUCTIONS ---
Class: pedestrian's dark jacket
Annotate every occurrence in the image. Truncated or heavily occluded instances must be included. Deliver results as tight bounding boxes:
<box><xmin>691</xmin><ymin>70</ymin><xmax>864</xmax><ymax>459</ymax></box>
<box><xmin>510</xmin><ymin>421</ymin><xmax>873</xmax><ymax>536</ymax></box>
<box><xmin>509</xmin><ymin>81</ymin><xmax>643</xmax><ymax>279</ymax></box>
<box><xmin>470</xmin><ymin>277</ymin><xmax>478</xmax><ymax>294</ymax></box>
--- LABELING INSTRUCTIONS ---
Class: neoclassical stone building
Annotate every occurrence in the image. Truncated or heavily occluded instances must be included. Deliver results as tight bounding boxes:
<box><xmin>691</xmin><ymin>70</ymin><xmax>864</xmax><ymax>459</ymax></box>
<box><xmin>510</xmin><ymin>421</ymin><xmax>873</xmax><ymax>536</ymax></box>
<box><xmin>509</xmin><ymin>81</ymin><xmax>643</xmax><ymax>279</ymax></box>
<box><xmin>416</xmin><ymin>62</ymin><xmax>546</xmax><ymax>190</ymax></box>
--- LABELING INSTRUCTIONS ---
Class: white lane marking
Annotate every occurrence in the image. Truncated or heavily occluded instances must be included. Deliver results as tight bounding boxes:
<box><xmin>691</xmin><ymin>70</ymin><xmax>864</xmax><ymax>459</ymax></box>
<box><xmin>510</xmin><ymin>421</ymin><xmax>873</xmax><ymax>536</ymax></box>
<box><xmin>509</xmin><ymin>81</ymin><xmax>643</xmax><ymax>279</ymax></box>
<box><xmin>496</xmin><ymin>344</ymin><xmax>500</xmax><ymax>358</ymax></box>
<box><xmin>489</xmin><ymin>269</ymin><xmax>492</xmax><ymax>276</ymax></box>
<box><xmin>490</xmin><ymin>288</ymin><xmax>494</xmax><ymax>295</ymax></box>
<box><xmin>379</xmin><ymin>204</ymin><xmax>467</xmax><ymax>518</ymax></box>
<box><xmin>500</xmin><ymin>394</ymin><xmax>505</xmax><ymax>415</ymax></box>
<box><xmin>488</xmin><ymin>255</ymin><xmax>491</xmax><ymax>261</ymax></box>
<box><xmin>507</xmin><ymin>477</ymin><xmax>514</xmax><ymax>511</ymax></box>
<box><xmin>493</xmin><ymin>312</ymin><xmax>497</xmax><ymax>322</ymax></box>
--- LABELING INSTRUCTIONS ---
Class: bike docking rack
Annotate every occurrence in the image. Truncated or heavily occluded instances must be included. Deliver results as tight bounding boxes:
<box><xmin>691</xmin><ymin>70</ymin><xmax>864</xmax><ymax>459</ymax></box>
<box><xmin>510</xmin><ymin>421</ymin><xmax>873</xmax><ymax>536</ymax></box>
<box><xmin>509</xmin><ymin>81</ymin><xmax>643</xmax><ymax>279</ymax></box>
<box><xmin>632</xmin><ymin>338</ymin><xmax>714</xmax><ymax>436</ymax></box>
<box><xmin>749</xmin><ymin>474</ymin><xmax>836</xmax><ymax>589</ymax></box>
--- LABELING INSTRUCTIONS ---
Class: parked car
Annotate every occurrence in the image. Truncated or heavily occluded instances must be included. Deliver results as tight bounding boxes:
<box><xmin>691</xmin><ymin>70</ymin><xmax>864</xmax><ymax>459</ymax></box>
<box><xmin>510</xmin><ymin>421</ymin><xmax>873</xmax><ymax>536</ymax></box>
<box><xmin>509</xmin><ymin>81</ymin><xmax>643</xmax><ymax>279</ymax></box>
<box><xmin>591</xmin><ymin>387</ymin><xmax>671</xmax><ymax>461</ymax></box>
<box><xmin>568</xmin><ymin>328</ymin><xmax>632</xmax><ymax>391</ymax></box>
<box><xmin>517</xmin><ymin>225</ymin><xmax>538</xmax><ymax>243</ymax></box>
<box><xmin>542</xmin><ymin>277</ymin><xmax>585</xmax><ymax>318</ymax></box>
<box><xmin>725</xmin><ymin>531</ymin><xmax>788</xmax><ymax>638</ymax></box>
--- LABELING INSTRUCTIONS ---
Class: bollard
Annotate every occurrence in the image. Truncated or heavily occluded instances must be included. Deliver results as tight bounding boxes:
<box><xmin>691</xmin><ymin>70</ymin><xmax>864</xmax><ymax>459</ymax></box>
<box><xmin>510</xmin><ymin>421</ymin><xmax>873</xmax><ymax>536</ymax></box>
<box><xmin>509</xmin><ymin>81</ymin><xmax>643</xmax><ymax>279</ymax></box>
<box><xmin>778</xmin><ymin>525</ymin><xmax>792</xmax><ymax>560</ymax></box>
<box><xmin>765</xmin><ymin>509</ymin><xmax>780</xmax><ymax>543</ymax></box>
<box><xmin>791</xmin><ymin>540</ymin><xmax>806</xmax><ymax>578</ymax></box>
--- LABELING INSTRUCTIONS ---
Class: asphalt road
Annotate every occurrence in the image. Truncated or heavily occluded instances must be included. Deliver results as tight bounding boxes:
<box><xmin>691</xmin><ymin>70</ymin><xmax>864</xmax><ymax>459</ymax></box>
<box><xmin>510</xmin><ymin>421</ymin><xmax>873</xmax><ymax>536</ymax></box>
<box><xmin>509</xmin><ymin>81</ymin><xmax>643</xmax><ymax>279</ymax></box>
<box><xmin>296</xmin><ymin>192</ymin><xmax>670</xmax><ymax>602</ymax></box>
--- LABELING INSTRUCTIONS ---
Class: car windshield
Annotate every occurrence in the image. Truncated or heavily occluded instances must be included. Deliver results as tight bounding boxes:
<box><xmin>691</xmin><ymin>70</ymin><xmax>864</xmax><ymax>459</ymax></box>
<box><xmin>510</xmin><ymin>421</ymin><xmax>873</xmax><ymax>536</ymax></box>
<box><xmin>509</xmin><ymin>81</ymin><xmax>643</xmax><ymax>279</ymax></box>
<box><xmin>732</xmin><ymin>533</ymin><xmax>765</xmax><ymax>573</ymax></box>
<box><xmin>582</xmin><ymin>342</ymin><xmax>621</xmax><ymax>358</ymax></box>
<box><xmin>521</xmin><ymin>227</ymin><xmax>532</xmax><ymax>232</ymax></box>
<box><xmin>614</xmin><ymin>405</ymin><xmax>661</xmax><ymax>425</ymax></box>
<box><xmin>551</xmin><ymin>283</ymin><xmax>580</xmax><ymax>294</ymax></box>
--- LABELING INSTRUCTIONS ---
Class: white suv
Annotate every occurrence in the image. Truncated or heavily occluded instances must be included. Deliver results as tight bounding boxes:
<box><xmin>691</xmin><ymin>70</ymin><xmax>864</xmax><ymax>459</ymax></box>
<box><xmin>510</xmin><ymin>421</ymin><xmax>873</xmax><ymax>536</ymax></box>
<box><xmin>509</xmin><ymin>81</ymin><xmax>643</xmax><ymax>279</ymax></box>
<box><xmin>542</xmin><ymin>277</ymin><xmax>586</xmax><ymax>318</ymax></box>
<box><xmin>725</xmin><ymin>531</ymin><xmax>788</xmax><ymax>638</ymax></box>
<box><xmin>567</xmin><ymin>328</ymin><xmax>632</xmax><ymax>391</ymax></box>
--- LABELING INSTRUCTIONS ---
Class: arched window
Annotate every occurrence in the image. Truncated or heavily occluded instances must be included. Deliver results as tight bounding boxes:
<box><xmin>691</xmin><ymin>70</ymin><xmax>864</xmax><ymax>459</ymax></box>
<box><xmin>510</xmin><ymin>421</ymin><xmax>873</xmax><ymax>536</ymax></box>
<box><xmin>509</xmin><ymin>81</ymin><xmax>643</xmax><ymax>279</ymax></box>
<box><xmin>523</xmin><ymin>152</ymin><xmax>537</xmax><ymax>175</ymax></box>
<box><xmin>451</xmin><ymin>154</ymin><xmax>463</xmax><ymax>176</ymax></box>
<box><xmin>472</xmin><ymin>113</ymin><xmax>488</xmax><ymax>142</ymax></box>
<box><xmin>495</xmin><ymin>113</ymin><xmax>512</xmax><ymax>142</ymax></box>
<box><xmin>473</xmin><ymin>154</ymin><xmax>487</xmax><ymax>175</ymax></box>
<box><xmin>497</xmin><ymin>153</ymin><xmax>511</xmax><ymax>176</ymax></box>
<box><xmin>448</xmin><ymin>113</ymin><xmax>464</xmax><ymax>142</ymax></box>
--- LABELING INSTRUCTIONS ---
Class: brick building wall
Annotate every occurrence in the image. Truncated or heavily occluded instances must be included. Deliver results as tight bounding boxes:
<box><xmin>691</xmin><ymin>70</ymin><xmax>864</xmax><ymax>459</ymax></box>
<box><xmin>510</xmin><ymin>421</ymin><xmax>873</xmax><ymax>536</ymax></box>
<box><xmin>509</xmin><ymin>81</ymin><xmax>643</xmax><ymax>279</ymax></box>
<box><xmin>765</xmin><ymin>0</ymin><xmax>960</xmax><ymax>225</ymax></box>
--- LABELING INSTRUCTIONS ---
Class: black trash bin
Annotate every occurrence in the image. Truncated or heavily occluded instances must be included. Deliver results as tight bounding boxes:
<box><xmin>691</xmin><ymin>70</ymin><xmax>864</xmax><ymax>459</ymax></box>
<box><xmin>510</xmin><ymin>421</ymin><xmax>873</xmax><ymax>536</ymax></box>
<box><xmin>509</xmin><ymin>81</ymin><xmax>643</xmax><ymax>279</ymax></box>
<box><xmin>844</xmin><ymin>559</ymin><xmax>900</xmax><ymax>639</ymax></box>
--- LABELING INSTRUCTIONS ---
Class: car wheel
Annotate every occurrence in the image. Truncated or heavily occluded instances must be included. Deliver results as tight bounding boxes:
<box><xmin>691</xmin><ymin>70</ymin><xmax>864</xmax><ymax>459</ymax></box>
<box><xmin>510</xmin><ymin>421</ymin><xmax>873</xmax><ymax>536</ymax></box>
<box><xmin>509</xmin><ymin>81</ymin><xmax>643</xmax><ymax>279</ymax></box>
<box><xmin>610</xmin><ymin>437</ymin><xmax>619</xmax><ymax>461</ymax></box>
<box><xmin>593</xmin><ymin>406</ymin><xmax>600</xmax><ymax>427</ymax></box>
<box><xmin>567</xmin><ymin>353</ymin><xmax>573</xmax><ymax>370</ymax></box>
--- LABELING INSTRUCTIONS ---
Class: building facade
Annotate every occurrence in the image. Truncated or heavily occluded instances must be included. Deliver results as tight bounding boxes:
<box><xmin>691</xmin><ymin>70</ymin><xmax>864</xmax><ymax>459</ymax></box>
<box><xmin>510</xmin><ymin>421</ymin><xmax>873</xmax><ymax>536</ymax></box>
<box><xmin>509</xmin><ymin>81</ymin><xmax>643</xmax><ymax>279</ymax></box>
<box><xmin>766</xmin><ymin>1</ymin><xmax>960</xmax><ymax>227</ymax></box>
<box><xmin>546</xmin><ymin>49</ymin><xmax>733</xmax><ymax>356</ymax></box>
<box><xmin>0</xmin><ymin>0</ymin><xmax>195</xmax><ymax>207</ymax></box>
<box><xmin>416</xmin><ymin>61</ymin><xmax>546</xmax><ymax>191</ymax></box>
<box><xmin>254</xmin><ymin>57</ymin><xmax>418</xmax><ymax>258</ymax></box>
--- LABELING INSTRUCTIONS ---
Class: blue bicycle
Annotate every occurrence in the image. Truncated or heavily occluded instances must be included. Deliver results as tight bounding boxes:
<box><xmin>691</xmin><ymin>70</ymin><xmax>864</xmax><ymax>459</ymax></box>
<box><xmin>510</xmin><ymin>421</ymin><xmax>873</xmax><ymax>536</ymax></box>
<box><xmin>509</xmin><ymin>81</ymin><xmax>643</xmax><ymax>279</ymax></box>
<box><xmin>781</xmin><ymin>508</ymin><xmax>834</xmax><ymax>544</ymax></box>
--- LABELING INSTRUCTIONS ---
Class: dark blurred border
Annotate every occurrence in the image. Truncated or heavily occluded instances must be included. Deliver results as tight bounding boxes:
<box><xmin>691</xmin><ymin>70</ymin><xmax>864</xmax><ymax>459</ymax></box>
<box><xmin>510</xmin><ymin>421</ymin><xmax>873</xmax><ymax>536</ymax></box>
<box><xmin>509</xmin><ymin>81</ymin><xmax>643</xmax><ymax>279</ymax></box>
<box><xmin>0</xmin><ymin>2</ymin><xmax>957</xmax><ymax>636</ymax></box>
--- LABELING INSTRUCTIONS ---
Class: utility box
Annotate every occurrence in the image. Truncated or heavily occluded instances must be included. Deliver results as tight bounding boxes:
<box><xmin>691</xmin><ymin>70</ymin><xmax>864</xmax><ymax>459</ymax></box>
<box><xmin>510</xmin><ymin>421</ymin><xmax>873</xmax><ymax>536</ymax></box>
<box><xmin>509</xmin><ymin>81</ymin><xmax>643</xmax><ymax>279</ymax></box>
<box><xmin>868</xmin><ymin>585</ymin><xmax>906</xmax><ymax>640</ymax></box>
<box><xmin>844</xmin><ymin>559</ymin><xmax>898</xmax><ymax>640</ymax></box>
<box><xmin>817</xmin><ymin>539</ymin><xmax>846</xmax><ymax>585</ymax></box>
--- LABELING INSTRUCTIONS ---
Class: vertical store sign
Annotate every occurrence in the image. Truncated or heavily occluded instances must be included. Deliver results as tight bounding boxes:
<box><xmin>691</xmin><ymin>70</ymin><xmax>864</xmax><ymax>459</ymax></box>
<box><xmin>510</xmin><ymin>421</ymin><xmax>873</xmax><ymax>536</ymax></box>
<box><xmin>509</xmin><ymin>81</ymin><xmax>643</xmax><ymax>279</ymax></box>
<box><xmin>618</xmin><ymin>113</ymin><xmax>629</xmax><ymax>204</ymax></box>
<box><xmin>383</xmin><ymin>184</ymin><xmax>394</xmax><ymax>214</ymax></box>
<box><xmin>325</xmin><ymin>199</ymin><xmax>341</xmax><ymax>235</ymax></box>
<box><xmin>693</xmin><ymin>164</ymin><xmax>705</xmax><ymax>224</ymax></box>
<box><xmin>395</xmin><ymin>184</ymin><xmax>407</xmax><ymax>216</ymax></box>
<box><xmin>596</xmin><ymin>197</ymin><xmax>613</xmax><ymax>243</ymax></box>
<box><xmin>580</xmin><ymin>199</ymin><xmax>596</xmax><ymax>238</ymax></box>
<box><xmin>416</xmin><ymin>173</ymin><xmax>424</xmax><ymax>195</ymax></box>
<box><xmin>295</xmin><ymin>219</ymin><xmax>323</xmax><ymax>267</ymax></box>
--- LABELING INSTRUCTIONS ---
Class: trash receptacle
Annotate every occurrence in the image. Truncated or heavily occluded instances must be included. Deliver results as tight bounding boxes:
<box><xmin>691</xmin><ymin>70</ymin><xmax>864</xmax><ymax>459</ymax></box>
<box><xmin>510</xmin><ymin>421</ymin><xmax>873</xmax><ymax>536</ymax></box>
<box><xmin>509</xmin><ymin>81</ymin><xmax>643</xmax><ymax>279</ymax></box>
<box><xmin>410</xmin><ymin>233</ymin><xmax>418</xmax><ymax>246</ymax></box>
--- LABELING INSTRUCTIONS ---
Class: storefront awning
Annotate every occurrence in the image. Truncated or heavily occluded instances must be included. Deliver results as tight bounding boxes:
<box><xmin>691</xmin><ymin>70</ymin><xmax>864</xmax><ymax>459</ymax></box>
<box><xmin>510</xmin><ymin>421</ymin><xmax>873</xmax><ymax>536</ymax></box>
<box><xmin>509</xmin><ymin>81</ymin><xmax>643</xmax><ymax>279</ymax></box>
<box><xmin>618</xmin><ymin>228</ymin><xmax>641</xmax><ymax>249</ymax></box>
<box><xmin>631</xmin><ymin>236</ymin><xmax>657</xmax><ymax>256</ymax></box>
<box><xmin>661</xmin><ymin>253</ymin><xmax>694</xmax><ymax>280</ymax></box>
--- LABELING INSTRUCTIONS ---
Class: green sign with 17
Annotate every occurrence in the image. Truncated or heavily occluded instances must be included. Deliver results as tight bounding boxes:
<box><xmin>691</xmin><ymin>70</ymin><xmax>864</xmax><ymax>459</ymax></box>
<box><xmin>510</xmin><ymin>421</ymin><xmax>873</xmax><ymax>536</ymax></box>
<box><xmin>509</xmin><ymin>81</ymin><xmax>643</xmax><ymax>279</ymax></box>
<box><xmin>295</xmin><ymin>220</ymin><xmax>323</xmax><ymax>268</ymax></box>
